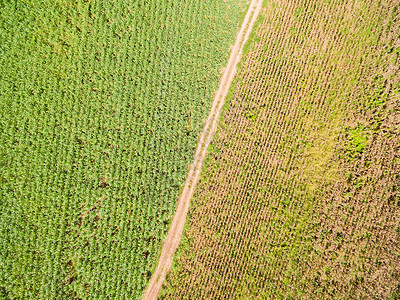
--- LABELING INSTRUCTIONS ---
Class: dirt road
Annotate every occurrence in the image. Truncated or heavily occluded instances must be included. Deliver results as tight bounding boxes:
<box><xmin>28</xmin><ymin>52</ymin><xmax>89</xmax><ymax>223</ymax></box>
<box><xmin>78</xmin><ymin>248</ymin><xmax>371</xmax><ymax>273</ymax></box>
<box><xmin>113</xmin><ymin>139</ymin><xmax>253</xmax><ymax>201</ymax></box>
<box><xmin>142</xmin><ymin>1</ymin><xmax>263</xmax><ymax>299</ymax></box>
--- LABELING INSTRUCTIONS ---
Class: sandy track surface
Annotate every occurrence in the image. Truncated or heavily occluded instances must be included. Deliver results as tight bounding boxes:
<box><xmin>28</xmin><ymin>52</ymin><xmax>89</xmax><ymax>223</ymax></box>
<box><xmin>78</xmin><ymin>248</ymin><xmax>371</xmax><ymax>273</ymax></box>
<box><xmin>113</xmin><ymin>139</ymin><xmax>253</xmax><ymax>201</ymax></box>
<box><xmin>142</xmin><ymin>1</ymin><xmax>263</xmax><ymax>299</ymax></box>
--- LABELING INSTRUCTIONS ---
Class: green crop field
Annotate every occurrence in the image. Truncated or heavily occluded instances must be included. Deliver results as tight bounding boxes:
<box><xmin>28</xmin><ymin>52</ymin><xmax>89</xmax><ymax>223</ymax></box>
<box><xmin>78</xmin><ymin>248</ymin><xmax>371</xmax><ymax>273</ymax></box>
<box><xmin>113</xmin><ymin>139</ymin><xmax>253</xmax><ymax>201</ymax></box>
<box><xmin>0</xmin><ymin>0</ymin><xmax>247</xmax><ymax>298</ymax></box>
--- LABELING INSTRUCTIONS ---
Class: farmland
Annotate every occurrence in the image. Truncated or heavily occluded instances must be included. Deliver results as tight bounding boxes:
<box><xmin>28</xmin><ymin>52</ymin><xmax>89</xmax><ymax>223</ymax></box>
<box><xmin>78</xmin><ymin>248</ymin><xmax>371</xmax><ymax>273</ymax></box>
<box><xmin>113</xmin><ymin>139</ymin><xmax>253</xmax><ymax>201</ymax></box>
<box><xmin>0</xmin><ymin>0</ymin><xmax>246</xmax><ymax>298</ymax></box>
<box><xmin>163</xmin><ymin>0</ymin><xmax>400</xmax><ymax>298</ymax></box>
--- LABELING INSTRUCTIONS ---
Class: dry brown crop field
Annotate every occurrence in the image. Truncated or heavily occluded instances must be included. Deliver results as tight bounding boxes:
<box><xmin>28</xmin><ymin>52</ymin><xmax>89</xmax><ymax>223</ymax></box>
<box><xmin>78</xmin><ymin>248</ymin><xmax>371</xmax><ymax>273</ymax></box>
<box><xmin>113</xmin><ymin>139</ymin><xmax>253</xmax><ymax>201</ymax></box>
<box><xmin>162</xmin><ymin>0</ymin><xmax>400</xmax><ymax>298</ymax></box>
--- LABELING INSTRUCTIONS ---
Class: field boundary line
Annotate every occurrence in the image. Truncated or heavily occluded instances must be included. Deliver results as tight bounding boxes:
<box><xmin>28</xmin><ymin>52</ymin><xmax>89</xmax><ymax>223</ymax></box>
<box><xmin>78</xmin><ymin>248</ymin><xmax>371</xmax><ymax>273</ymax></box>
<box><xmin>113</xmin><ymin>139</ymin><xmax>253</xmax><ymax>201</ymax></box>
<box><xmin>142</xmin><ymin>0</ymin><xmax>263</xmax><ymax>298</ymax></box>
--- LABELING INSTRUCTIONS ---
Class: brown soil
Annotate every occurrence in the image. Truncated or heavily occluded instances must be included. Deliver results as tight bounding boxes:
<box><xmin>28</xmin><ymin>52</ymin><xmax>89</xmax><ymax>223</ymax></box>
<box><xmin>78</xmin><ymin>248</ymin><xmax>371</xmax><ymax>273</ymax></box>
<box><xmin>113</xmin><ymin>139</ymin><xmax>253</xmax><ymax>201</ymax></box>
<box><xmin>141</xmin><ymin>1</ymin><xmax>264</xmax><ymax>299</ymax></box>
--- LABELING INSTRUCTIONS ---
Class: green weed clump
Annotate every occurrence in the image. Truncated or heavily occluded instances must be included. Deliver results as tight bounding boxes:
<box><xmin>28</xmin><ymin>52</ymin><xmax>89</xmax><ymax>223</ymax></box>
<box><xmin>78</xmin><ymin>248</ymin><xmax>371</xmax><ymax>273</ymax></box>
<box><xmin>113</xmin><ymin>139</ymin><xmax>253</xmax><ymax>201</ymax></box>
<box><xmin>347</xmin><ymin>126</ymin><xmax>369</xmax><ymax>154</ymax></box>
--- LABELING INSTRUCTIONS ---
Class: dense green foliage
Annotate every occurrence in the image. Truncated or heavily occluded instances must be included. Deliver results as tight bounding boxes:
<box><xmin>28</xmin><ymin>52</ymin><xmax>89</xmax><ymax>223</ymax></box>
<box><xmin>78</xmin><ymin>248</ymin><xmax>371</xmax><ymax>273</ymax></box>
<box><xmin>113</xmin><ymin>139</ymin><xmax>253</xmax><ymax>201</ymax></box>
<box><xmin>0</xmin><ymin>0</ymin><xmax>243</xmax><ymax>298</ymax></box>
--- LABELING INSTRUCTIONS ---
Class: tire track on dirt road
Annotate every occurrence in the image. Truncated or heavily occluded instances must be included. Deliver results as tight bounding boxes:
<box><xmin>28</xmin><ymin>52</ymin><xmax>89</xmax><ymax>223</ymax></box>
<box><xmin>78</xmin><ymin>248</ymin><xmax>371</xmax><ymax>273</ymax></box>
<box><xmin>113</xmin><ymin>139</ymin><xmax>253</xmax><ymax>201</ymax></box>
<box><xmin>142</xmin><ymin>1</ymin><xmax>263</xmax><ymax>298</ymax></box>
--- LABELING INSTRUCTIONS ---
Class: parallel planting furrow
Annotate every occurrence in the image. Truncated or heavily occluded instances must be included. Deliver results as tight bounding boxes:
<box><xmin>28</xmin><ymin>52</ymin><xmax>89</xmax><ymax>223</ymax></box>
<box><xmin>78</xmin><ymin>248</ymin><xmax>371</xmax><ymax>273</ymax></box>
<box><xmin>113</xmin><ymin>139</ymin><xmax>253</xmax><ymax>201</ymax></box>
<box><xmin>163</xmin><ymin>0</ymin><xmax>400</xmax><ymax>298</ymax></box>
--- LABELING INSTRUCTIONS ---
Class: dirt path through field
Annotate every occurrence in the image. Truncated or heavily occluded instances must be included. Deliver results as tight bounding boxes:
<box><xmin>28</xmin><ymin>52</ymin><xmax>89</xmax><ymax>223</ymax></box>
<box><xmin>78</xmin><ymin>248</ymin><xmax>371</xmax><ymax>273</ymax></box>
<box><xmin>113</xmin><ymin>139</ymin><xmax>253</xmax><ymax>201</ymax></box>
<box><xmin>142</xmin><ymin>1</ymin><xmax>263</xmax><ymax>299</ymax></box>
